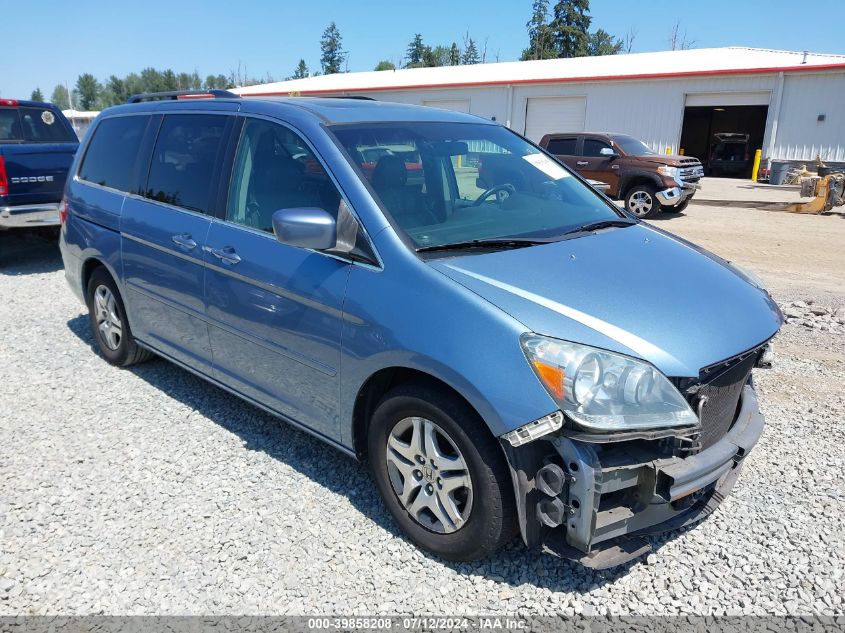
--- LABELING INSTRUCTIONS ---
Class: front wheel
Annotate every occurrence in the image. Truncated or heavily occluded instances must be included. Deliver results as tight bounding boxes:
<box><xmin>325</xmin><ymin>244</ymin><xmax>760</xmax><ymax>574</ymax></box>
<box><xmin>368</xmin><ymin>384</ymin><xmax>517</xmax><ymax>561</ymax></box>
<box><xmin>625</xmin><ymin>185</ymin><xmax>661</xmax><ymax>218</ymax></box>
<box><xmin>662</xmin><ymin>198</ymin><xmax>691</xmax><ymax>213</ymax></box>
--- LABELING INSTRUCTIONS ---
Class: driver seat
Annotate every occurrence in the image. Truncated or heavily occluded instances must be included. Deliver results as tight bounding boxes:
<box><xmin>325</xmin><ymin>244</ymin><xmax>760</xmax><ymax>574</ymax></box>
<box><xmin>372</xmin><ymin>155</ymin><xmax>437</xmax><ymax>228</ymax></box>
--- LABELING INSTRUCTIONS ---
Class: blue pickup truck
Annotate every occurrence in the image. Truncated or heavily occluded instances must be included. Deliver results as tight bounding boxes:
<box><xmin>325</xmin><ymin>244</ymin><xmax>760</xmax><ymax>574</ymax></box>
<box><xmin>0</xmin><ymin>99</ymin><xmax>78</xmax><ymax>233</ymax></box>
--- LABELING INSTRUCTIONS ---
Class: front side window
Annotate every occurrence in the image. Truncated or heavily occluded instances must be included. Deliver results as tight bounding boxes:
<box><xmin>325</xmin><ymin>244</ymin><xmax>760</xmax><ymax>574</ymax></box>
<box><xmin>227</xmin><ymin>118</ymin><xmax>340</xmax><ymax>232</ymax></box>
<box><xmin>144</xmin><ymin>114</ymin><xmax>227</xmax><ymax>214</ymax></box>
<box><xmin>583</xmin><ymin>138</ymin><xmax>612</xmax><ymax>157</ymax></box>
<box><xmin>79</xmin><ymin>115</ymin><xmax>149</xmax><ymax>192</ymax></box>
<box><xmin>331</xmin><ymin>122</ymin><xmax>623</xmax><ymax>250</ymax></box>
<box><xmin>545</xmin><ymin>137</ymin><xmax>577</xmax><ymax>155</ymax></box>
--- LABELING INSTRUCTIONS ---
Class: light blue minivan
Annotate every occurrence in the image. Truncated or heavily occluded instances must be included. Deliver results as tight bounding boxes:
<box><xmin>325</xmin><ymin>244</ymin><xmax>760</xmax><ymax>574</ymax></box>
<box><xmin>59</xmin><ymin>91</ymin><xmax>782</xmax><ymax>568</ymax></box>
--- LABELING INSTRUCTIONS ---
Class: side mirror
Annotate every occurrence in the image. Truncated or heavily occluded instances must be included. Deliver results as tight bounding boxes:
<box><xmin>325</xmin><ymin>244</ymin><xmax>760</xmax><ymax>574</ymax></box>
<box><xmin>271</xmin><ymin>207</ymin><xmax>337</xmax><ymax>250</ymax></box>
<box><xmin>600</xmin><ymin>147</ymin><xmax>620</xmax><ymax>159</ymax></box>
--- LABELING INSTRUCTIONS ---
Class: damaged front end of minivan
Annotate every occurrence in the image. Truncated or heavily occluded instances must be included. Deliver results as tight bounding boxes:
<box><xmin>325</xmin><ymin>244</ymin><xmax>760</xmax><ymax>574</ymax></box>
<box><xmin>499</xmin><ymin>335</ymin><xmax>776</xmax><ymax>569</ymax></box>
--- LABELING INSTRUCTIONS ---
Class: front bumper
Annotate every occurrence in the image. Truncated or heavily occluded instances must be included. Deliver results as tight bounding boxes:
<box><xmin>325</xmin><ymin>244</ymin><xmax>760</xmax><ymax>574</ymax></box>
<box><xmin>0</xmin><ymin>203</ymin><xmax>61</xmax><ymax>229</ymax></box>
<box><xmin>501</xmin><ymin>380</ymin><xmax>764</xmax><ymax>569</ymax></box>
<box><xmin>655</xmin><ymin>182</ymin><xmax>699</xmax><ymax>207</ymax></box>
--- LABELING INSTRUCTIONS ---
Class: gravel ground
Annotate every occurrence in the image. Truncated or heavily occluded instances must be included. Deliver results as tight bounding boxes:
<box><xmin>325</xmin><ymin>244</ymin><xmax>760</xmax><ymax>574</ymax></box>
<box><xmin>0</xmin><ymin>218</ymin><xmax>843</xmax><ymax>616</ymax></box>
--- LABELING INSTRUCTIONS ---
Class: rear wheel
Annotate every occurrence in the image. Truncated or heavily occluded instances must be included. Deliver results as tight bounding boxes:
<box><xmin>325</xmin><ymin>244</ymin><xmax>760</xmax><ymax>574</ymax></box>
<box><xmin>625</xmin><ymin>185</ymin><xmax>661</xmax><ymax>218</ymax></box>
<box><xmin>368</xmin><ymin>383</ymin><xmax>517</xmax><ymax>561</ymax></box>
<box><xmin>86</xmin><ymin>268</ymin><xmax>154</xmax><ymax>367</ymax></box>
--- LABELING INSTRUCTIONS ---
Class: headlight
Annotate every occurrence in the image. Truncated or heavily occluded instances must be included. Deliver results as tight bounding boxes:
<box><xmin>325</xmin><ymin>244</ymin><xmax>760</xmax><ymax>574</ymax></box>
<box><xmin>521</xmin><ymin>334</ymin><xmax>698</xmax><ymax>432</ymax></box>
<box><xmin>657</xmin><ymin>165</ymin><xmax>679</xmax><ymax>179</ymax></box>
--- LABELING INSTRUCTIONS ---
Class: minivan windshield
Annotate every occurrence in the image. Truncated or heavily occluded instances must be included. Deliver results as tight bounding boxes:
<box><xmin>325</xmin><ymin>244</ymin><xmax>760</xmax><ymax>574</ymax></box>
<box><xmin>608</xmin><ymin>134</ymin><xmax>657</xmax><ymax>157</ymax></box>
<box><xmin>330</xmin><ymin>122</ymin><xmax>626</xmax><ymax>251</ymax></box>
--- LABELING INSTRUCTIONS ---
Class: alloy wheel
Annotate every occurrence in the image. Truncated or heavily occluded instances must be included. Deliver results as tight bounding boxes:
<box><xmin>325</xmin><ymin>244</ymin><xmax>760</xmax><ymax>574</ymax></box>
<box><xmin>629</xmin><ymin>190</ymin><xmax>654</xmax><ymax>217</ymax></box>
<box><xmin>93</xmin><ymin>285</ymin><xmax>122</xmax><ymax>351</ymax></box>
<box><xmin>385</xmin><ymin>416</ymin><xmax>473</xmax><ymax>534</ymax></box>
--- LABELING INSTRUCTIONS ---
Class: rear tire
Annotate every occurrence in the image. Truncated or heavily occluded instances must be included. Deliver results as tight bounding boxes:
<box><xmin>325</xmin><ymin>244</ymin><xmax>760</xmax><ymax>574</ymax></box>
<box><xmin>625</xmin><ymin>185</ymin><xmax>661</xmax><ymax>218</ymax></box>
<box><xmin>86</xmin><ymin>268</ymin><xmax>154</xmax><ymax>367</ymax></box>
<box><xmin>368</xmin><ymin>383</ymin><xmax>518</xmax><ymax>561</ymax></box>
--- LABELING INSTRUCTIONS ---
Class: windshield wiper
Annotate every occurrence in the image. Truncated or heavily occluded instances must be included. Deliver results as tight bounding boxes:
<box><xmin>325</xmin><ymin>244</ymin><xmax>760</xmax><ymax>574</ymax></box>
<box><xmin>416</xmin><ymin>237</ymin><xmax>549</xmax><ymax>253</ymax></box>
<box><xmin>562</xmin><ymin>218</ymin><xmax>636</xmax><ymax>236</ymax></box>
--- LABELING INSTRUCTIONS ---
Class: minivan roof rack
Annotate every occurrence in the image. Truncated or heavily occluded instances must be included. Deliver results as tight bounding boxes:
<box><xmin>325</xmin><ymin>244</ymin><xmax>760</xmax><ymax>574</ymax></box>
<box><xmin>126</xmin><ymin>89</ymin><xmax>240</xmax><ymax>104</ymax></box>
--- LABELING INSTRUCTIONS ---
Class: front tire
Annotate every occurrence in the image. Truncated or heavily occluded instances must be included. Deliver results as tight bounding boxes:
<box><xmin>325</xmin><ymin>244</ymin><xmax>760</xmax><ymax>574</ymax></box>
<box><xmin>368</xmin><ymin>384</ymin><xmax>517</xmax><ymax>561</ymax></box>
<box><xmin>625</xmin><ymin>185</ymin><xmax>661</xmax><ymax>218</ymax></box>
<box><xmin>86</xmin><ymin>268</ymin><xmax>153</xmax><ymax>367</ymax></box>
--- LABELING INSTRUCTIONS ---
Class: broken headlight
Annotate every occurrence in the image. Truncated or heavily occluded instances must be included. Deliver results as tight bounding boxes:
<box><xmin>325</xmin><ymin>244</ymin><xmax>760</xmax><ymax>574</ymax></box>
<box><xmin>521</xmin><ymin>334</ymin><xmax>698</xmax><ymax>432</ymax></box>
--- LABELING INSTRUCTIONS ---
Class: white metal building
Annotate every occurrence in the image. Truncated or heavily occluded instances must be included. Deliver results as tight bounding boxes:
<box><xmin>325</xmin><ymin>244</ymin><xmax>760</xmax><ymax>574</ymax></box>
<box><xmin>236</xmin><ymin>47</ymin><xmax>845</xmax><ymax>167</ymax></box>
<box><xmin>62</xmin><ymin>109</ymin><xmax>99</xmax><ymax>139</ymax></box>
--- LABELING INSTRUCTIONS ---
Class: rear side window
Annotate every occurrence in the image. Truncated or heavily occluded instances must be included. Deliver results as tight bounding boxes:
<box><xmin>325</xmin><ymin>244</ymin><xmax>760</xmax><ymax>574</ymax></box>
<box><xmin>0</xmin><ymin>107</ymin><xmax>76</xmax><ymax>143</ymax></box>
<box><xmin>144</xmin><ymin>114</ymin><xmax>227</xmax><ymax>214</ymax></box>
<box><xmin>79</xmin><ymin>116</ymin><xmax>149</xmax><ymax>192</ymax></box>
<box><xmin>583</xmin><ymin>138</ymin><xmax>612</xmax><ymax>157</ymax></box>
<box><xmin>545</xmin><ymin>137</ymin><xmax>577</xmax><ymax>155</ymax></box>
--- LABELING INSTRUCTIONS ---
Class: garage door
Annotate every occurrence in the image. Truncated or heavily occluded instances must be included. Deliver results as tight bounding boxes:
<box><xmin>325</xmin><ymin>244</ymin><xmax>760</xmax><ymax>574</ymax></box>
<box><xmin>524</xmin><ymin>96</ymin><xmax>586</xmax><ymax>142</ymax></box>
<box><xmin>685</xmin><ymin>91</ymin><xmax>771</xmax><ymax>107</ymax></box>
<box><xmin>423</xmin><ymin>99</ymin><xmax>471</xmax><ymax>113</ymax></box>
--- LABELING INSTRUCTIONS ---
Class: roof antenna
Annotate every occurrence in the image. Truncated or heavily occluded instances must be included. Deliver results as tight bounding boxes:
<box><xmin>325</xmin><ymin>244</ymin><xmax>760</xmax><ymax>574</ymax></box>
<box><xmin>802</xmin><ymin>50</ymin><xmax>808</xmax><ymax>64</ymax></box>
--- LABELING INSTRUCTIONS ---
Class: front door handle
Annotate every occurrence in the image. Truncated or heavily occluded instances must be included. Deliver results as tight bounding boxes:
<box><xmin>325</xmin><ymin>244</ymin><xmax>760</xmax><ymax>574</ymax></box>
<box><xmin>576</xmin><ymin>161</ymin><xmax>589</xmax><ymax>167</ymax></box>
<box><xmin>205</xmin><ymin>245</ymin><xmax>241</xmax><ymax>265</ymax></box>
<box><xmin>171</xmin><ymin>233</ymin><xmax>197</xmax><ymax>251</ymax></box>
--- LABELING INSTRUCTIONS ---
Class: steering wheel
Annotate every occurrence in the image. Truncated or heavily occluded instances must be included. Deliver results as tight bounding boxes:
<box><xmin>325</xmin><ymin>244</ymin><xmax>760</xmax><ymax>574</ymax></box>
<box><xmin>472</xmin><ymin>183</ymin><xmax>516</xmax><ymax>206</ymax></box>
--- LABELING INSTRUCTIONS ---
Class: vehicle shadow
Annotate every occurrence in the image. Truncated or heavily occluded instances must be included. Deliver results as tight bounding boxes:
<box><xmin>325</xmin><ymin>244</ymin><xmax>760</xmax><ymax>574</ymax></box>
<box><xmin>0</xmin><ymin>230</ymin><xmax>63</xmax><ymax>275</ymax></box>
<box><xmin>66</xmin><ymin>313</ymin><xmax>693</xmax><ymax>593</ymax></box>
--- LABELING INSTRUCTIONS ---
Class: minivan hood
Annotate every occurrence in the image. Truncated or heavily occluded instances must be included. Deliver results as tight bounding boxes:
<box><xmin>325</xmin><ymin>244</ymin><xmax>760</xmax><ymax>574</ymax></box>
<box><xmin>431</xmin><ymin>224</ymin><xmax>782</xmax><ymax>378</ymax></box>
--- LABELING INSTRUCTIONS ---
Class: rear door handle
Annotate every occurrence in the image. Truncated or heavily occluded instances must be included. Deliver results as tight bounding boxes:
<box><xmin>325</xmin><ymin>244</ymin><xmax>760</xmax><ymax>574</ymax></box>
<box><xmin>576</xmin><ymin>161</ymin><xmax>589</xmax><ymax>167</ymax></box>
<box><xmin>171</xmin><ymin>233</ymin><xmax>197</xmax><ymax>250</ymax></box>
<box><xmin>204</xmin><ymin>245</ymin><xmax>241</xmax><ymax>265</ymax></box>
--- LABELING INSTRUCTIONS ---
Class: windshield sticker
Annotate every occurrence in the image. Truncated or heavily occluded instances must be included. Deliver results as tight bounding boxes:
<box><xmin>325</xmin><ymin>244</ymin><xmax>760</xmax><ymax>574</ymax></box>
<box><xmin>41</xmin><ymin>110</ymin><xmax>55</xmax><ymax>125</ymax></box>
<box><xmin>523</xmin><ymin>153</ymin><xmax>570</xmax><ymax>180</ymax></box>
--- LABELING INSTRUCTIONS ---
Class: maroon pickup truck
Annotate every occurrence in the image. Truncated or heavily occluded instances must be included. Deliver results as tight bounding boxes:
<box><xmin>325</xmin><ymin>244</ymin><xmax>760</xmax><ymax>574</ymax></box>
<box><xmin>540</xmin><ymin>132</ymin><xmax>703</xmax><ymax>218</ymax></box>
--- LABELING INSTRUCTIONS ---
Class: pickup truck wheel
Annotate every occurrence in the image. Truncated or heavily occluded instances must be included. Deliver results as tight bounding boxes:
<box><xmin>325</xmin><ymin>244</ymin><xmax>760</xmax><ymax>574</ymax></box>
<box><xmin>368</xmin><ymin>384</ymin><xmax>518</xmax><ymax>561</ymax></box>
<box><xmin>86</xmin><ymin>268</ymin><xmax>154</xmax><ymax>367</ymax></box>
<box><xmin>625</xmin><ymin>185</ymin><xmax>661</xmax><ymax>218</ymax></box>
<box><xmin>662</xmin><ymin>198</ymin><xmax>690</xmax><ymax>213</ymax></box>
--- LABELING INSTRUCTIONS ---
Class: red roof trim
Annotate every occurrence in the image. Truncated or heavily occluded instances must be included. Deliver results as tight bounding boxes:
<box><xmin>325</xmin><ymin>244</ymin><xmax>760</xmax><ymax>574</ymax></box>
<box><xmin>241</xmin><ymin>63</ymin><xmax>845</xmax><ymax>97</ymax></box>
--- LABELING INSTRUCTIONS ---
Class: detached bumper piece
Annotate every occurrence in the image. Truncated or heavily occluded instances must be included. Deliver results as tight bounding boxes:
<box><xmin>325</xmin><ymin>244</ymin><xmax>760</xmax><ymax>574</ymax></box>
<box><xmin>655</xmin><ymin>184</ymin><xmax>698</xmax><ymax>207</ymax></box>
<box><xmin>0</xmin><ymin>203</ymin><xmax>61</xmax><ymax>228</ymax></box>
<box><xmin>502</xmin><ymin>381</ymin><xmax>764</xmax><ymax>569</ymax></box>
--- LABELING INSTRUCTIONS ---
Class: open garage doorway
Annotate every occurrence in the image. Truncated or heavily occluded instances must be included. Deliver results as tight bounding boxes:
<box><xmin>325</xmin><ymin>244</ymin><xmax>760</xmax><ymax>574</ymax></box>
<box><xmin>679</xmin><ymin>99</ymin><xmax>768</xmax><ymax>178</ymax></box>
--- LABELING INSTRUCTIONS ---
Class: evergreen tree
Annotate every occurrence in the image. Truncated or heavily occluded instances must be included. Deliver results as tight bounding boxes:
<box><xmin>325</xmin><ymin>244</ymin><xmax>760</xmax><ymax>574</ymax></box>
<box><xmin>461</xmin><ymin>38</ymin><xmax>480</xmax><ymax>65</ymax></box>
<box><xmin>105</xmin><ymin>76</ymin><xmax>127</xmax><ymax>104</ymax></box>
<box><xmin>449</xmin><ymin>42</ymin><xmax>461</xmax><ymax>65</ymax></box>
<box><xmin>320</xmin><ymin>22</ymin><xmax>346</xmax><ymax>75</ymax></box>
<box><xmin>75</xmin><ymin>73</ymin><xmax>100</xmax><ymax>110</ymax></box>
<box><xmin>30</xmin><ymin>88</ymin><xmax>44</xmax><ymax>101</ymax></box>
<box><xmin>406</xmin><ymin>34</ymin><xmax>427</xmax><ymax>68</ymax></box>
<box><xmin>587</xmin><ymin>29</ymin><xmax>623</xmax><ymax>56</ymax></box>
<box><xmin>522</xmin><ymin>0</ymin><xmax>555</xmax><ymax>60</ymax></box>
<box><xmin>292</xmin><ymin>59</ymin><xmax>309</xmax><ymax>79</ymax></box>
<box><xmin>550</xmin><ymin>0</ymin><xmax>591</xmax><ymax>58</ymax></box>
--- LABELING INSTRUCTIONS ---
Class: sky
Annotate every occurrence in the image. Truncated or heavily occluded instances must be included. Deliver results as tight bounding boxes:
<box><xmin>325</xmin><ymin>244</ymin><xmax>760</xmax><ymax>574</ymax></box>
<box><xmin>3</xmin><ymin>0</ymin><xmax>845</xmax><ymax>99</ymax></box>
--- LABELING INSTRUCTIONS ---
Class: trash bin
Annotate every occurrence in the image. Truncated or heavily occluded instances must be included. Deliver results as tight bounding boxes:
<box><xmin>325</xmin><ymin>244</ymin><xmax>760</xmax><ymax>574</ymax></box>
<box><xmin>770</xmin><ymin>161</ymin><xmax>791</xmax><ymax>185</ymax></box>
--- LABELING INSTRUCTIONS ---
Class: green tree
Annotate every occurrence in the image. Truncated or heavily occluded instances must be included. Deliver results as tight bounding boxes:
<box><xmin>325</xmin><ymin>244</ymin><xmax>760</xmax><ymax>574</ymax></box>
<box><xmin>75</xmin><ymin>73</ymin><xmax>100</xmax><ymax>110</ymax></box>
<box><xmin>587</xmin><ymin>29</ymin><xmax>623</xmax><ymax>56</ymax></box>
<box><xmin>30</xmin><ymin>87</ymin><xmax>44</xmax><ymax>101</ymax></box>
<box><xmin>104</xmin><ymin>75</ymin><xmax>127</xmax><ymax>104</ymax></box>
<box><xmin>522</xmin><ymin>0</ymin><xmax>556</xmax><ymax>60</ymax></box>
<box><xmin>292</xmin><ymin>59</ymin><xmax>310</xmax><ymax>79</ymax></box>
<box><xmin>550</xmin><ymin>0</ymin><xmax>591</xmax><ymax>58</ymax></box>
<box><xmin>406</xmin><ymin>33</ymin><xmax>427</xmax><ymax>68</ymax></box>
<box><xmin>161</xmin><ymin>69</ymin><xmax>179</xmax><ymax>91</ymax></box>
<box><xmin>449</xmin><ymin>42</ymin><xmax>461</xmax><ymax>65</ymax></box>
<box><xmin>461</xmin><ymin>38</ymin><xmax>480</xmax><ymax>65</ymax></box>
<box><xmin>374</xmin><ymin>60</ymin><xmax>396</xmax><ymax>71</ymax></box>
<box><xmin>320</xmin><ymin>22</ymin><xmax>346</xmax><ymax>75</ymax></box>
<box><xmin>204</xmin><ymin>74</ymin><xmax>230</xmax><ymax>90</ymax></box>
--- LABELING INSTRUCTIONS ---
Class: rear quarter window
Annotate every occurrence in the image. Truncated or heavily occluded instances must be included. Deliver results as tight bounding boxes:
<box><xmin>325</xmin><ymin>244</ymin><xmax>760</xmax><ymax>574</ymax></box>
<box><xmin>79</xmin><ymin>115</ymin><xmax>150</xmax><ymax>193</ymax></box>
<box><xmin>19</xmin><ymin>107</ymin><xmax>77</xmax><ymax>143</ymax></box>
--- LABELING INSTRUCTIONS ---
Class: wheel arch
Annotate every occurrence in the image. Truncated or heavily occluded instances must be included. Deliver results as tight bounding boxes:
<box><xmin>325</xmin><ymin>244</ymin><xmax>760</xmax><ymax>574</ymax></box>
<box><xmin>351</xmin><ymin>366</ymin><xmax>494</xmax><ymax>461</ymax></box>
<box><xmin>619</xmin><ymin>174</ymin><xmax>662</xmax><ymax>199</ymax></box>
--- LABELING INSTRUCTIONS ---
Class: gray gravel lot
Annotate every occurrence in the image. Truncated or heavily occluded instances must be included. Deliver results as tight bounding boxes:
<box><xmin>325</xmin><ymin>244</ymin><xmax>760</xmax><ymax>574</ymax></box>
<box><xmin>0</xmin><ymin>219</ymin><xmax>843</xmax><ymax>616</ymax></box>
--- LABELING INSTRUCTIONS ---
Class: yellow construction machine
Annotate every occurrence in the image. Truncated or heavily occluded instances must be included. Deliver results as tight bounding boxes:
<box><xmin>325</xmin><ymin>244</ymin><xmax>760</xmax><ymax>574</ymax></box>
<box><xmin>786</xmin><ymin>171</ymin><xmax>845</xmax><ymax>214</ymax></box>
